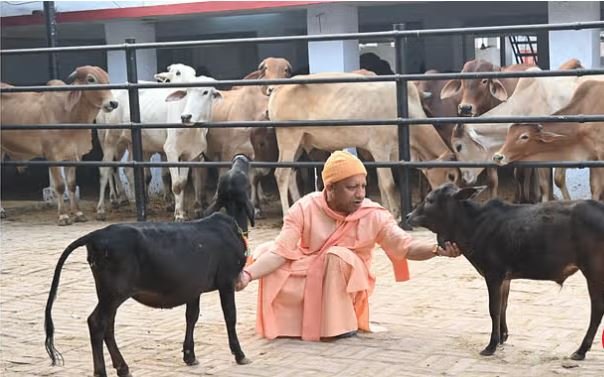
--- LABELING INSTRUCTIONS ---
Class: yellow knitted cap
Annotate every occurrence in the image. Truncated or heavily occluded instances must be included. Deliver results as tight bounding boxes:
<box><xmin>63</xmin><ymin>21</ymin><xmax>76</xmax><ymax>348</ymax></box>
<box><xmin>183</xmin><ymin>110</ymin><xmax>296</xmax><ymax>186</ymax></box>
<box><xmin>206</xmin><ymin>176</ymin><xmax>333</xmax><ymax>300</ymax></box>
<box><xmin>322</xmin><ymin>150</ymin><xmax>367</xmax><ymax>186</ymax></box>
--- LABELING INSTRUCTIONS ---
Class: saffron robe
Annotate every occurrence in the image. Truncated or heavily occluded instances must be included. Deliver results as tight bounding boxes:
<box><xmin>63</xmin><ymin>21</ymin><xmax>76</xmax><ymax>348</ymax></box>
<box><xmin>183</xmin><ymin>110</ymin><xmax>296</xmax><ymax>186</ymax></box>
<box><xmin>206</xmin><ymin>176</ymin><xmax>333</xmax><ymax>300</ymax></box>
<box><xmin>254</xmin><ymin>192</ymin><xmax>413</xmax><ymax>341</ymax></box>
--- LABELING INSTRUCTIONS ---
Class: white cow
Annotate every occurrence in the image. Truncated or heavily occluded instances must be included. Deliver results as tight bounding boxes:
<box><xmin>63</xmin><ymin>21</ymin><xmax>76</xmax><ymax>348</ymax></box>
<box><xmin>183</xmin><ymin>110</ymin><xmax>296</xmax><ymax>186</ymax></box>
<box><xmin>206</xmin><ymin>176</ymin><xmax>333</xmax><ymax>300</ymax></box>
<box><xmin>159</xmin><ymin>70</ymin><xmax>222</xmax><ymax>222</ymax></box>
<box><xmin>95</xmin><ymin>64</ymin><xmax>198</xmax><ymax>220</ymax></box>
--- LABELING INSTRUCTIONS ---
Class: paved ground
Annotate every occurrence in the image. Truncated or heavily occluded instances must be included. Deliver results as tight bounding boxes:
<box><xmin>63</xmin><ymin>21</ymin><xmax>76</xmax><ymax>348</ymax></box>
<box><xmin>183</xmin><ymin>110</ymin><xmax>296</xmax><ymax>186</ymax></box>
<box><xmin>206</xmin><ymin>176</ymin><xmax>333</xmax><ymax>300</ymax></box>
<box><xmin>1</xmin><ymin>200</ymin><xmax>603</xmax><ymax>377</ymax></box>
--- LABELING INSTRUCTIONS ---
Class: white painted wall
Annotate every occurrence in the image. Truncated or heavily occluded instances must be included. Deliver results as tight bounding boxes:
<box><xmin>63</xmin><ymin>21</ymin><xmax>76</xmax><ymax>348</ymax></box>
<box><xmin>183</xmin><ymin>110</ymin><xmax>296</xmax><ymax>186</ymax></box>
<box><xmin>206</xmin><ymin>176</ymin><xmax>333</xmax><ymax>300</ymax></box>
<box><xmin>548</xmin><ymin>1</ymin><xmax>601</xmax><ymax>200</ymax></box>
<box><xmin>307</xmin><ymin>4</ymin><xmax>359</xmax><ymax>73</ymax></box>
<box><xmin>104</xmin><ymin>20</ymin><xmax>157</xmax><ymax>83</ymax></box>
<box><xmin>548</xmin><ymin>1</ymin><xmax>600</xmax><ymax>69</ymax></box>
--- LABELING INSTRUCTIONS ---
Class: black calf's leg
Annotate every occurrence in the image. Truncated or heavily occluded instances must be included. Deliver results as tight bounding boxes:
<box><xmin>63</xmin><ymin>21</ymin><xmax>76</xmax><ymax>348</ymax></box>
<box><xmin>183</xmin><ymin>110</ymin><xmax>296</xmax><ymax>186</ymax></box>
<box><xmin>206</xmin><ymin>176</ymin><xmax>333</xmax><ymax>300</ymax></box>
<box><xmin>88</xmin><ymin>304</ymin><xmax>109</xmax><ymax>377</ymax></box>
<box><xmin>183</xmin><ymin>297</ymin><xmax>200</xmax><ymax>366</ymax></box>
<box><xmin>481</xmin><ymin>276</ymin><xmax>503</xmax><ymax>356</ymax></box>
<box><xmin>499</xmin><ymin>280</ymin><xmax>511</xmax><ymax>344</ymax></box>
<box><xmin>104</xmin><ymin>302</ymin><xmax>131</xmax><ymax>377</ymax></box>
<box><xmin>218</xmin><ymin>287</ymin><xmax>250</xmax><ymax>364</ymax></box>
<box><xmin>571</xmin><ymin>276</ymin><xmax>604</xmax><ymax>360</ymax></box>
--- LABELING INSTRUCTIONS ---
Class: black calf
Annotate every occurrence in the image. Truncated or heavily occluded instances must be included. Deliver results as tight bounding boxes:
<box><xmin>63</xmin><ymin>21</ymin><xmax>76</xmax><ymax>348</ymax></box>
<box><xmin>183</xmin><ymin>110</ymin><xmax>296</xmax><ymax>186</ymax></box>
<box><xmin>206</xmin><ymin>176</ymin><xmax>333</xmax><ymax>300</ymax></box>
<box><xmin>45</xmin><ymin>213</ymin><xmax>251</xmax><ymax>377</ymax></box>
<box><xmin>407</xmin><ymin>183</ymin><xmax>604</xmax><ymax>360</ymax></box>
<box><xmin>204</xmin><ymin>154</ymin><xmax>255</xmax><ymax>234</ymax></box>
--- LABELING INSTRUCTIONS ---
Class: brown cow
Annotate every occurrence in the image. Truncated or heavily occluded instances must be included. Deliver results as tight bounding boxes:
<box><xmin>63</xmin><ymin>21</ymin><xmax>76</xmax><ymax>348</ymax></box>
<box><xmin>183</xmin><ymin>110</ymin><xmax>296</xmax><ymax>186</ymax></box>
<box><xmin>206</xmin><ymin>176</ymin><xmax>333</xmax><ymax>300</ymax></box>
<box><xmin>441</xmin><ymin>59</ymin><xmax>537</xmax><ymax>202</ymax></box>
<box><xmin>204</xmin><ymin>58</ymin><xmax>293</xmax><ymax>215</ymax></box>
<box><xmin>1</xmin><ymin>66</ymin><xmax>117</xmax><ymax>225</ymax></box>
<box><xmin>440</xmin><ymin>59</ymin><xmax>534</xmax><ymax>117</ymax></box>
<box><xmin>493</xmin><ymin>79</ymin><xmax>604</xmax><ymax>200</ymax></box>
<box><xmin>268</xmin><ymin>72</ymin><xmax>459</xmax><ymax>219</ymax></box>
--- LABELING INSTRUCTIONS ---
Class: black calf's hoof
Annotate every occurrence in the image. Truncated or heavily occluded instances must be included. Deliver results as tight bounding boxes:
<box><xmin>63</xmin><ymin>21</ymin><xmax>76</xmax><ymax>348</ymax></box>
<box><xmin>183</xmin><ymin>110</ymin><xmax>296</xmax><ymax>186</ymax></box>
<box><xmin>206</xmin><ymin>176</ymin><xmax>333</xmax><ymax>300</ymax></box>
<box><xmin>499</xmin><ymin>333</ymin><xmax>508</xmax><ymax>344</ymax></box>
<box><xmin>570</xmin><ymin>351</ymin><xmax>585</xmax><ymax>361</ymax></box>
<box><xmin>117</xmin><ymin>369</ymin><xmax>132</xmax><ymax>377</ymax></box>
<box><xmin>184</xmin><ymin>350</ymin><xmax>198</xmax><ymax>366</ymax></box>
<box><xmin>236</xmin><ymin>356</ymin><xmax>252</xmax><ymax>365</ymax></box>
<box><xmin>479</xmin><ymin>347</ymin><xmax>496</xmax><ymax>356</ymax></box>
<box><xmin>185</xmin><ymin>358</ymin><xmax>199</xmax><ymax>366</ymax></box>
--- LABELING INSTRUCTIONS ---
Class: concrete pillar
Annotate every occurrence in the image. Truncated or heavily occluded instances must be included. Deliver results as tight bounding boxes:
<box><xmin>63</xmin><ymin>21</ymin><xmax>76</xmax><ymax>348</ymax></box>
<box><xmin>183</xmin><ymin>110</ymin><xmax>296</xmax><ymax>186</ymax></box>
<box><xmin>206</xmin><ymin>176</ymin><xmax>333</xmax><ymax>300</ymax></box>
<box><xmin>548</xmin><ymin>2</ymin><xmax>599</xmax><ymax>200</ymax></box>
<box><xmin>104</xmin><ymin>20</ymin><xmax>157</xmax><ymax>83</ymax></box>
<box><xmin>548</xmin><ymin>2</ymin><xmax>600</xmax><ymax>69</ymax></box>
<box><xmin>307</xmin><ymin>4</ymin><xmax>359</xmax><ymax>73</ymax></box>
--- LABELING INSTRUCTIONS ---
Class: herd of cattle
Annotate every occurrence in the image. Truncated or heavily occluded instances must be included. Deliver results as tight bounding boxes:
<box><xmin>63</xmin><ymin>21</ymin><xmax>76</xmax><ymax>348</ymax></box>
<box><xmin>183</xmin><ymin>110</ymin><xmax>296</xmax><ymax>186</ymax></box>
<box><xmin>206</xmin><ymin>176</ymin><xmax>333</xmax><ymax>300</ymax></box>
<box><xmin>1</xmin><ymin>56</ymin><xmax>603</xmax><ymax>224</ymax></box>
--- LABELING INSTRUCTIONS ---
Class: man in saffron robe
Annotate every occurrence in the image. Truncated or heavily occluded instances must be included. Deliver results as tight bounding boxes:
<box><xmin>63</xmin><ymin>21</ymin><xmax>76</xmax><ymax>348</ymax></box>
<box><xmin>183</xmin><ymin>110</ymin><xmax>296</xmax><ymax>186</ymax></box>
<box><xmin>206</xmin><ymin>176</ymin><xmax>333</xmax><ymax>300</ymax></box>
<box><xmin>237</xmin><ymin>150</ymin><xmax>461</xmax><ymax>341</ymax></box>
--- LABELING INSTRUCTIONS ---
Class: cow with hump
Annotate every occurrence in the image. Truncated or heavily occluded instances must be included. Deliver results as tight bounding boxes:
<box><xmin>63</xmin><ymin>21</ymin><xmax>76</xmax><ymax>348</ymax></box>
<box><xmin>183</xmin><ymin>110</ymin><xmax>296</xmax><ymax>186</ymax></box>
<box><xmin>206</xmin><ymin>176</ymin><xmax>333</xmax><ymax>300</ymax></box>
<box><xmin>44</xmin><ymin>177</ymin><xmax>256</xmax><ymax>376</ymax></box>
<box><xmin>493</xmin><ymin>79</ymin><xmax>604</xmax><ymax>201</ymax></box>
<box><xmin>406</xmin><ymin>183</ymin><xmax>604</xmax><ymax>360</ymax></box>
<box><xmin>1</xmin><ymin>66</ymin><xmax>118</xmax><ymax>225</ymax></box>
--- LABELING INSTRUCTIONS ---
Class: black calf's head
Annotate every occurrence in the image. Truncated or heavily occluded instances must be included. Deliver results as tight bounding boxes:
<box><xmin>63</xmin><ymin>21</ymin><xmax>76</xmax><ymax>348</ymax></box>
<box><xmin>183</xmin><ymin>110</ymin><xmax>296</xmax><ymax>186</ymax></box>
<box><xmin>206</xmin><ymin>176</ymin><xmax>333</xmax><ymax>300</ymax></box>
<box><xmin>406</xmin><ymin>183</ymin><xmax>484</xmax><ymax>238</ymax></box>
<box><xmin>204</xmin><ymin>154</ymin><xmax>255</xmax><ymax>233</ymax></box>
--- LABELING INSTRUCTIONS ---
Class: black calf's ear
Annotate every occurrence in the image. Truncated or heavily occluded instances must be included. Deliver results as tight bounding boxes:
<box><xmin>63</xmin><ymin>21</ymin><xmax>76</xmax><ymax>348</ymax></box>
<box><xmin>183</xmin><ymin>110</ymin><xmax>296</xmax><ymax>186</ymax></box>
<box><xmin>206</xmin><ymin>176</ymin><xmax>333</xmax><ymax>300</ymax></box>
<box><xmin>245</xmin><ymin>198</ymin><xmax>255</xmax><ymax>227</ymax></box>
<box><xmin>453</xmin><ymin>185</ymin><xmax>486</xmax><ymax>201</ymax></box>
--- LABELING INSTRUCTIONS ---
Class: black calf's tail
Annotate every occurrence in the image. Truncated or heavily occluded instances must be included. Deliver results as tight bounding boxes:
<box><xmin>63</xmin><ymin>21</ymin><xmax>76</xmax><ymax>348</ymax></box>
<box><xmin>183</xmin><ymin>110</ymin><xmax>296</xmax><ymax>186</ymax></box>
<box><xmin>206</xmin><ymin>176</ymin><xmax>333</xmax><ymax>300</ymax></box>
<box><xmin>44</xmin><ymin>233</ymin><xmax>92</xmax><ymax>366</ymax></box>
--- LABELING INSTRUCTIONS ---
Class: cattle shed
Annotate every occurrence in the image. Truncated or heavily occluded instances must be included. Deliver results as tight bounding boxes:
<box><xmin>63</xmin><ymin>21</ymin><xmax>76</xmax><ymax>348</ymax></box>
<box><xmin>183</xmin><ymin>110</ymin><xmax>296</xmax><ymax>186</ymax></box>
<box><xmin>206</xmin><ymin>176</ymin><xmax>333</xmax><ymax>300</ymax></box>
<box><xmin>1</xmin><ymin>1</ymin><xmax>602</xmax><ymax>201</ymax></box>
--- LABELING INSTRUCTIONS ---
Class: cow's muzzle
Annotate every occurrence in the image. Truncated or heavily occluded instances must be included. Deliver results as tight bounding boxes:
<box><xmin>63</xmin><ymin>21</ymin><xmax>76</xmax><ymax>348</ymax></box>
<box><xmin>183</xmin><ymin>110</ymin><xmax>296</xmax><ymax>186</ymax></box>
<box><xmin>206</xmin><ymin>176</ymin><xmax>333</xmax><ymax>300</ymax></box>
<box><xmin>181</xmin><ymin>114</ymin><xmax>193</xmax><ymax>124</ymax></box>
<box><xmin>458</xmin><ymin>104</ymin><xmax>474</xmax><ymax>117</ymax></box>
<box><xmin>103</xmin><ymin>100</ymin><xmax>119</xmax><ymax>112</ymax></box>
<box><xmin>492</xmin><ymin>153</ymin><xmax>507</xmax><ymax>165</ymax></box>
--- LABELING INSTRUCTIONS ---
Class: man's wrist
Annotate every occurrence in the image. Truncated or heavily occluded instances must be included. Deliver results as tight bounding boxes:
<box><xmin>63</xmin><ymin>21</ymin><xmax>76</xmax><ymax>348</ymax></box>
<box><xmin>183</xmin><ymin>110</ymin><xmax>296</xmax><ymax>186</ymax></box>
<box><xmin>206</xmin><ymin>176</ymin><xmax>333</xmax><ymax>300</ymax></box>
<box><xmin>431</xmin><ymin>243</ymin><xmax>440</xmax><ymax>257</ymax></box>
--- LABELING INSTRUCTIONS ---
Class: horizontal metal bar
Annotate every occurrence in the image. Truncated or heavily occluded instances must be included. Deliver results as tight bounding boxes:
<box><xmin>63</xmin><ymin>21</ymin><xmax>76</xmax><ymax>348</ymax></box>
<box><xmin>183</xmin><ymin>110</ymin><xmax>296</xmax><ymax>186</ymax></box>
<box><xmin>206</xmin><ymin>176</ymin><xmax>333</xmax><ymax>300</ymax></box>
<box><xmin>3</xmin><ymin>114</ymin><xmax>604</xmax><ymax>131</ymax></box>
<box><xmin>2</xmin><ymin>21</ymin><xmax>603</xmax><ymax>56</ymax></box>
<box><xmin>2</xmin><ymin>160</ymin><xmax>603</xmax><ymax>169</ymax></box>
<box><xmin>3</xmin><ymin>68</ymin><xmax>604</xmax><ymax>93</ymax></box>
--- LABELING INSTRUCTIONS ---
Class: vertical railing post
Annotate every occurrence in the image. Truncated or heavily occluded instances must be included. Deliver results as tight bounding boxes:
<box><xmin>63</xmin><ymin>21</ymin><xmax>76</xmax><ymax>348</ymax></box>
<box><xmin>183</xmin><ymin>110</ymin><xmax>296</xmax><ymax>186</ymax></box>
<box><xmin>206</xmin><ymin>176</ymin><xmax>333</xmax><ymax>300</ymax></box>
<box><xmin>43</xmin><ymin>1</ymin><xmax>59</xmax><ymax>79</ymax></box>
<box><xmin>125</xmin><ymin>38</ymin><xmax>146</xmax><ymax>221</ymax></box>
<box><xmin>394</xmin><ymin>24</ymin><xmax>412</xmax><ymax>229</ymax></box>
<box><xmin>499</xmin><ymin>36</ymin><xmax>507</xmax><ymax>66</ymax></box>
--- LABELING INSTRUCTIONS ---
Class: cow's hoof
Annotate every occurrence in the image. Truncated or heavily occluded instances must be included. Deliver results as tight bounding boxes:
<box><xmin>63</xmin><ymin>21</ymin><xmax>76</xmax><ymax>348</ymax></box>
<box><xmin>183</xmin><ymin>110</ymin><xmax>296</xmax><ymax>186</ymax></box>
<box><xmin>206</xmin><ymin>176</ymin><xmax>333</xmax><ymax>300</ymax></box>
<box><xmin>236</xmin><ymin>356</ymin><xmax>252</xmax><ymax>365</ymax></box>
<box><xmin>165</xmin><ymin>203</ymin><xmax>175</xmax><ymax>212</ymax></box>
<box><xmin>58</xmin><ymin>216</ymin><xmax>73</xmax><ymax>226</ymax></box>
<box><xmin>117</xmin><ymin>368</ymin><xmax>132</xmax><ymax>377</ymax></box>
<box><xmin>254</xmin><ymin>208</ymin><xmax>265</xmax><ymax>219</ymax></box>
<box><xmin>96</xmin><ymin>212</ymin><xmax>107</xmax><ymax>221</ymax></box>
<box><xmin>118</xmin><ymin>198</ymin><xmax>129</xmax><ymax>207</ymax></box>
<box><xmin>174</xmin><ymin>217</ymin><xmax>186</xmax><ymax>223</ymax></box>
<box><xmin>111</xmin><ymin>201</ymin><xmax>121</xmax><ymax>209</ymax></box>
<box><xmin>499</xmin><ymin>332</ymin><xmax>508</xmax><ymax>344</ymax></box>
<box><xmin>185</xmin><ymin>358</ymin><xmax>199</xmax><ymax>366</ymax></box>
<box><xmin>0</xmin><ymin>209</ymin><xmax>5</xmax><ymax>219</ymax></box>
<box><xmin>570</xmin><ymin>351</ymin><xmax>585</xmax><ymax>361</ymax></box>
<box><xmin>73</xmin><ymin>212</ymin><xmax>88</xmax><ymax>223</ymax></box>
<box><xmin>479</xmin><ymin>347</ymin><xmax>496</xmax><ymax>356</ymax></box>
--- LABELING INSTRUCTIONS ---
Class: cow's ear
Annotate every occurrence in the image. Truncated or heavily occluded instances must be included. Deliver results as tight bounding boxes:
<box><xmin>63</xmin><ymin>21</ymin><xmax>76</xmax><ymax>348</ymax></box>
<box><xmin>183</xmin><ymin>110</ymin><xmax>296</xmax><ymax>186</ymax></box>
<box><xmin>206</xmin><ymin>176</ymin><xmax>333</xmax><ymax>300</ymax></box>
<box><xmin>440</xmin><ymin>79</ymin><xmax>461</xmax><ymax>99</ymax></box>
<box><xmin>453</xmin><ymin>186</ymin><xmax>486</xmax><ymax>200</ymax></box>
<box><xmin>489</xmin><ymin>79</ymin><xmax>509</xmax><ymax>101</ymax></box>
<box><xmin>538</xmin><ymin>129</ymin><xmax>566</xmax><ymax>143</ymax></box>
<box><xmin>212</xmin><ymin>90</ymin><xmax>223</xmax><ymax>101</ymax></box>
<box><xmin>65</xmin><ymin>90</ymin><xmax>82</xmax><ymax>111</ymax></box>
<box><xmin>165</xmin><ymin>90</ymin><xmax>187</xmax><ymax>102</ymax></box>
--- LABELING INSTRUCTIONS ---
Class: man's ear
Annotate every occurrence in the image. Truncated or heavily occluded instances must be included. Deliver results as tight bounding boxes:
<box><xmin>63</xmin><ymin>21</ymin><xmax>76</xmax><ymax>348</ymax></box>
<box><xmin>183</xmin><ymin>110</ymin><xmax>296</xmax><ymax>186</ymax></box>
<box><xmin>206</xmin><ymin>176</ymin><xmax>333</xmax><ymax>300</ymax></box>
<box><xmin>489</xmin><ymin>79</ymin><xmax>509</xmax><ymax>101</ymax></box>
<box><xmin>453</xmin><ymin>185</ymin><xmax>487</xmax><ymax>200</ymax></box>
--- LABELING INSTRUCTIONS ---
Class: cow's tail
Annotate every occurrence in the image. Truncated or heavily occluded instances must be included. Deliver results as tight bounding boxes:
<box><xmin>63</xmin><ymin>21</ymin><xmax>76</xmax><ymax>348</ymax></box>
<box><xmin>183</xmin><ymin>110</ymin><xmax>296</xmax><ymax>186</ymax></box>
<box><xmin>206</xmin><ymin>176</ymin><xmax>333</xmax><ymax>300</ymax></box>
<box><xmin>44</xmin><ymin>232</ymin><xmax>93</xmax><ymax>366</ymax></box>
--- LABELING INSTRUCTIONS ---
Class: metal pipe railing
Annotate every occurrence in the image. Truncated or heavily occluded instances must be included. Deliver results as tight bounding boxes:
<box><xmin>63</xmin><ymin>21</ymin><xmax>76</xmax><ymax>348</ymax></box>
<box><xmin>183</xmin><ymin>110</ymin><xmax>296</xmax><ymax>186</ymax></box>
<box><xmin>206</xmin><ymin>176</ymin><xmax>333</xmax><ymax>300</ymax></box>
<box><xmin>3</xmin><ymin>115</ymin><xmax>604</xmax><ymax>131</ymax></box>
<box><xmin>1</xmin><ymin>20</ymin><xmax>602</xmax><ymax>55</ymax></box>
<box><xmin>2</xmin><ymin>160</ymin><xmax>603</xmax><ymax>169</ymax></box>
<box><xmin>2</xmin><ymin>68</ymin><xmax>604</xmax><ymax>93</ymax></box>
<box><xmin>2</xmin><ymin>19</ymin><xmax>603</xmax><ymax>221</ymax></box>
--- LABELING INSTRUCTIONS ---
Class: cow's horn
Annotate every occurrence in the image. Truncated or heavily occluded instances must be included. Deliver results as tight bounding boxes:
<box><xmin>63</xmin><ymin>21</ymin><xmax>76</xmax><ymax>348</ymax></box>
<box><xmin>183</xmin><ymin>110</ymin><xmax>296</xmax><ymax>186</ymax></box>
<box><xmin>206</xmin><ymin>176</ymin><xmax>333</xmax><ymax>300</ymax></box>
<box><xmin>66</xmin><ymin>70</ymin><xmax>78</xmax><ymax>83</ymax></box>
